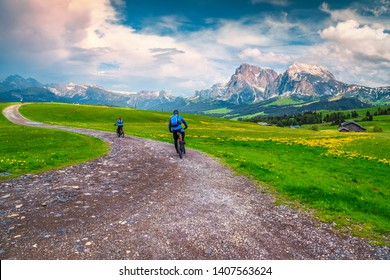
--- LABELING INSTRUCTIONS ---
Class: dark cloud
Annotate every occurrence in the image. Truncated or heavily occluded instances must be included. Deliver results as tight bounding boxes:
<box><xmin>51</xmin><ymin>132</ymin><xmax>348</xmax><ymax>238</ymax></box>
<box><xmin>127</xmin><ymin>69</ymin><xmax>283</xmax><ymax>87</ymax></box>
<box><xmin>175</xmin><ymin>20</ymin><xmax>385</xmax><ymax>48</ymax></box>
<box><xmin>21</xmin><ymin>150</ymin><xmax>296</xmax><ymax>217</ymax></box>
<box><xmin>95</xmin><ymin>29</ymin><xmax>106</xmax><ymax>38</ymax></box>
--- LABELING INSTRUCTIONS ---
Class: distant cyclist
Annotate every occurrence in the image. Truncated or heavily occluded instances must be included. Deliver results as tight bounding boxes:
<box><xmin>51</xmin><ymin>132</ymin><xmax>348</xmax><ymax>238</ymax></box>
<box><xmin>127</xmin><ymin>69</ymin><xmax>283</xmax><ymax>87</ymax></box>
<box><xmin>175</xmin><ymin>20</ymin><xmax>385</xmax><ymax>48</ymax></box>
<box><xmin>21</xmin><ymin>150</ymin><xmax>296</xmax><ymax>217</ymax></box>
<box><xmin>114</xmin><ymin>116</ymin><xmax>124</xmax><ymax>137</ymax></box>
<box><xmin>168</xmin><ymin>110</ymin><xmax>188</xmax><ymax>153</ymax></box>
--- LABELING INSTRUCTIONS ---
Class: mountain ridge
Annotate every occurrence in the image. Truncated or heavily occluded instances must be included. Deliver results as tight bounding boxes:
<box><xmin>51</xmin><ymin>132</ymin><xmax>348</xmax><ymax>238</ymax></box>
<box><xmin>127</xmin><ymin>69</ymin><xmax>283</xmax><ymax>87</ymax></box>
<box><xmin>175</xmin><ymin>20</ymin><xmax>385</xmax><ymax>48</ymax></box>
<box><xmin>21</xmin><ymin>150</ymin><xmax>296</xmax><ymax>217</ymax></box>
<box><xmin>0</xmin><ymin>77</ymin><xmax>175</xmax><ymax>108</ymax></box>
<box><xmin>1</xmin><ymin>63</ymin><xmax>389</xmax><ymax>117</ymax></box>
<box><xmin>199</xmin><ymin>63</ymin><xmax>390</xmax><ymax>104</ymax></box>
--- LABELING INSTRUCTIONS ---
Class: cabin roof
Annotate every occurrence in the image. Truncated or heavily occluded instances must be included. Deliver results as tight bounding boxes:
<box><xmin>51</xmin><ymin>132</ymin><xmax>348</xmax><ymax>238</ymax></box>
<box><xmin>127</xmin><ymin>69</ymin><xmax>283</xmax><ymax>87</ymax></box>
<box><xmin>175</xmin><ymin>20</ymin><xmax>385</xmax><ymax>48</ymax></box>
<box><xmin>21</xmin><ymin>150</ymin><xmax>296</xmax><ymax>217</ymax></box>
<box><xmin>340</xmin><ymin>121</ymin><xmax>366</xmax><ymax>130</ymax></box>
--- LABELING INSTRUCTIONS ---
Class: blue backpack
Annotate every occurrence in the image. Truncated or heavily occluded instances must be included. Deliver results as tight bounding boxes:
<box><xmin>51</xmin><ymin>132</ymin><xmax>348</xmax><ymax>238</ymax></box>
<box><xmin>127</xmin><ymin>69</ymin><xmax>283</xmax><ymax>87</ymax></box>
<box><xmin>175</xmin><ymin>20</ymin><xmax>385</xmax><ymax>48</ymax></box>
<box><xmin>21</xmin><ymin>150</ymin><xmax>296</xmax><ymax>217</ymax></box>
<box><xmin>170</xmin><ymin>115</ymin><xmax>181</xmax><ymax>127</ymax></box>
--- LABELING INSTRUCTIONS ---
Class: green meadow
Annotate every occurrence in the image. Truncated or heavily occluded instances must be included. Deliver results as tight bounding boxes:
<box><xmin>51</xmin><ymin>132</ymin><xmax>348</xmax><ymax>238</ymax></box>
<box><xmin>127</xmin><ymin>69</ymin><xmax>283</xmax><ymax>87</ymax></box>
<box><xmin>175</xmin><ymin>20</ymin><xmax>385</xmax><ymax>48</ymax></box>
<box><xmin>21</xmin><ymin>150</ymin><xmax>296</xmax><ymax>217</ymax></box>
<box><xmin>4</xmin><ymin>102</ymin><xmax>390</xmax><ymax>245</ymax></box>
<box><xmin>203</xmin><ymin>108</ymin><xmax>233</xmax><ymax>114</ymax></box>
<box><xmin>265</xmin><ymin>96</ymin><xmax>305</xmax><ymax>106</ymax></box>
<box><xmin>0</xmin><ymin>103</ymin><xmax>109</xmax><ymax>179</ymax></box>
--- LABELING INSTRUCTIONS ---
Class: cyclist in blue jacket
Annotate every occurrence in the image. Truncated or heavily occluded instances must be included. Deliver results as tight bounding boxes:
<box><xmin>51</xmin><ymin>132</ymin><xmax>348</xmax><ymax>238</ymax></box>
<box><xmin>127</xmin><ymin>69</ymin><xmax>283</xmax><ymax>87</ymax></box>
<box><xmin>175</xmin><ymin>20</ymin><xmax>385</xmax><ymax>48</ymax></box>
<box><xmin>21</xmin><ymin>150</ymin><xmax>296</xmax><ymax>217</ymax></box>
<box><xmin>168</xmin><ymin>110</ymin><xmax>188</xmax><ymax>153</ymax></box>
<box><xmin>114</xmin><ymin>116</ymin><xmax>124</xmax><ymax>136</ymax></box>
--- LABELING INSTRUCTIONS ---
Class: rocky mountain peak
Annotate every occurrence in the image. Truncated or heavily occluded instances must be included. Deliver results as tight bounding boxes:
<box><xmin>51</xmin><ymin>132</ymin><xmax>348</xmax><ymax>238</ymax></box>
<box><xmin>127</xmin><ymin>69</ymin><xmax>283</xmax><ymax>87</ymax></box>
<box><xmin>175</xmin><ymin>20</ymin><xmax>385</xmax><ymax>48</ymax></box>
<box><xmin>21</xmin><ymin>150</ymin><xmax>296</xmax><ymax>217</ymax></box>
<box><xmin>222</xmin><ymin>64</ymin><xmax>280</xmax><ymax>103</ymax></box>
<box><xmin>287</xmin><ymin>63</ymin><xmax>335</xmax><ymax>81</ymax></box>
<box><xmin>278</xmin><ymin>63</ymin><xmax>343</xmax><ymax>97</ymax></box>
<box><xmin>3</xmin><ymin>75</ymin><xmax>42</xmax><ymax>90</ymax></box>
<box><xmin>235</xmin><ymin>64</ymin><xmax>279</xmax><ymax>81</ymax></box>
<box><xmin>195</xmin><ymin>62</ymin><xmax>388</xmax><ymax>103</ymax></box>
<box><xmin>235</xmin><ymin>63</ymin><xmax>260</xmax><ymax>75</ymax></box>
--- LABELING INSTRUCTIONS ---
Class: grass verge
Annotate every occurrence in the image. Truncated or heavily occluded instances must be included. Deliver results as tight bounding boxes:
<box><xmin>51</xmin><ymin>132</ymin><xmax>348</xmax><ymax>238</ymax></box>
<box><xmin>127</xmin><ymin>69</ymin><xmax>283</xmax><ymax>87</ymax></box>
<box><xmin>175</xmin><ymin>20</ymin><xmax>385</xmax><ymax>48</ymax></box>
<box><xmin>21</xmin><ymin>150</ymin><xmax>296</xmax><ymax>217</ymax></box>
<box><xmin>0</xmin><ymin>103</ymin><xmax>109</xmax><ymax>179</ymax></box>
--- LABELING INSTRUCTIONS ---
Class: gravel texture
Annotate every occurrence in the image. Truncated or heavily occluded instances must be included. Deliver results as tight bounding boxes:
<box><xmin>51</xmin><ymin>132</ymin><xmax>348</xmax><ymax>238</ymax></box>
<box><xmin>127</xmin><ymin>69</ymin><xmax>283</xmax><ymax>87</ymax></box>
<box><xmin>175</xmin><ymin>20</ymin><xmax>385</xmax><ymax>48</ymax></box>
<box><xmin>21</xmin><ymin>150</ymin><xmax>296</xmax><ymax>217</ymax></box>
<box><xmin>1</xmin><ymin>104</ymin><xmax>389</xmax><ymax>260</ymax></box>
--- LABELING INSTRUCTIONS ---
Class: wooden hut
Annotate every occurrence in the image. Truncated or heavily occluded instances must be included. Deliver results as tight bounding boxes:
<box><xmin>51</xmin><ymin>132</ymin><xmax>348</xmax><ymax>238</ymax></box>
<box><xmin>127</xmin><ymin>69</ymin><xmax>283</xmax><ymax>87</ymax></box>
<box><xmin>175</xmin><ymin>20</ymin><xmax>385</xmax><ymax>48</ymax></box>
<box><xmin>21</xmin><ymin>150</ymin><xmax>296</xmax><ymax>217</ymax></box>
<box><xmin>338</xmin><ymin>121</ymin><xmax>366</xmax><ymax>132</ymax></box>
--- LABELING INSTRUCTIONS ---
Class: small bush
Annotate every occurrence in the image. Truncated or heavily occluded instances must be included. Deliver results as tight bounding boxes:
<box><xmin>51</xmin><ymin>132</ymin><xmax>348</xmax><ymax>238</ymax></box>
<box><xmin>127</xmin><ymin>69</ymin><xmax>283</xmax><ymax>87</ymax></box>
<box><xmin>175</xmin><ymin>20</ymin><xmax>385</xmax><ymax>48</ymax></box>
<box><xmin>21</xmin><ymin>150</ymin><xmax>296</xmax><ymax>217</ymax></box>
<box><xmin>373</xmin><ymin>126</ymin><xmax>383</xmax><ymax>133</ymax></box>
<box><xmin>310</xmin><ymin>125</ymin><xmax>319</xmax><ymax>131</ymax></box>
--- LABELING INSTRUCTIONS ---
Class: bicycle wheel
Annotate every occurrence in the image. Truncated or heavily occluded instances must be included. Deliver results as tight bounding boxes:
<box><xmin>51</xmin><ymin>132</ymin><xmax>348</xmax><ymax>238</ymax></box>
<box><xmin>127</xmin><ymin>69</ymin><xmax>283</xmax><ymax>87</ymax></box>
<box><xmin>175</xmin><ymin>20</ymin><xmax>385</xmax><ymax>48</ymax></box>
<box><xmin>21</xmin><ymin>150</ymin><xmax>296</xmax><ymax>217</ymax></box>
<box><xmin>177</xmin><ymin>139</ymin><xmax>183</xmax><ymax>158</ymax></box>
<box><xmin>179</xmin><ymin>140</ymin><xmax>185</xmax><ymax>158</ymax></box>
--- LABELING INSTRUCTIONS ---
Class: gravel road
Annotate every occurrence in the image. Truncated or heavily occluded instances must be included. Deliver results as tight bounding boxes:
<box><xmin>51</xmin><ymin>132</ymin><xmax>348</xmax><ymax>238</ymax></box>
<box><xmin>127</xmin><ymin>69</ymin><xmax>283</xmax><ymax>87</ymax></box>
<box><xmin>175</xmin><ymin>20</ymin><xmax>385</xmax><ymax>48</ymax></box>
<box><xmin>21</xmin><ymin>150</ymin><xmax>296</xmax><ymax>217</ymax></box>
<box><xmin>1</xmin><ymin>104</ymin><xmax>389</xmax><ymax>260</ymax></box>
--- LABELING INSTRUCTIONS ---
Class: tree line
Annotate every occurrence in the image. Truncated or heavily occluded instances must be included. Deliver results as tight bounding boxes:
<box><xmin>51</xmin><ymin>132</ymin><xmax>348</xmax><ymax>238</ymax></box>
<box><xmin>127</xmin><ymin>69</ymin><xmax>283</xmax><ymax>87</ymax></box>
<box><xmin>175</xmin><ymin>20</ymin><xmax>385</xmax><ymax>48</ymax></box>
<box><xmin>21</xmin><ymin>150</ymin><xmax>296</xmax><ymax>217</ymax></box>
<box><xmin>248</xmin><ymin>106</ymin><xmax>390</xmax><ymax>127</ymax></box>
<box><xmin>248</xmin><ymin>111</ymin><xmax>322</xmax><ymax>127</ymax></box>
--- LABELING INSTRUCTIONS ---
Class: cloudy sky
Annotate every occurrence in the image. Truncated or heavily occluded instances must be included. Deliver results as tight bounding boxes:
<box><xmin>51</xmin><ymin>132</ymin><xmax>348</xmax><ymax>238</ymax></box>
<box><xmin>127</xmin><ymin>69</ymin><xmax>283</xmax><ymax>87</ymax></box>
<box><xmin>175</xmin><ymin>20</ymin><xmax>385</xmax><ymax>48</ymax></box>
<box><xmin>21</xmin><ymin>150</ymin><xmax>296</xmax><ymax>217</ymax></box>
<box><xmin>0</xmin><ymin>0</ymin><xmax>389</xmax><ymax>96</ymax></box>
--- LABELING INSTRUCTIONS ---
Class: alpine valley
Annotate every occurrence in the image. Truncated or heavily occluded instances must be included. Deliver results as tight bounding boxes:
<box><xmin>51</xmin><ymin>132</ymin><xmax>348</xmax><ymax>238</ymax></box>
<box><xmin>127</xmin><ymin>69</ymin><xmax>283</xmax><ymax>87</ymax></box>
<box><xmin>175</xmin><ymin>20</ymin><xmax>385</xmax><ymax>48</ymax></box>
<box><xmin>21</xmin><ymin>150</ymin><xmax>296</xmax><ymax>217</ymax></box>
<box><xmin>1</xmin><ymin>63</ymin><xmax>389</xmax><ymax>119</ymax></box>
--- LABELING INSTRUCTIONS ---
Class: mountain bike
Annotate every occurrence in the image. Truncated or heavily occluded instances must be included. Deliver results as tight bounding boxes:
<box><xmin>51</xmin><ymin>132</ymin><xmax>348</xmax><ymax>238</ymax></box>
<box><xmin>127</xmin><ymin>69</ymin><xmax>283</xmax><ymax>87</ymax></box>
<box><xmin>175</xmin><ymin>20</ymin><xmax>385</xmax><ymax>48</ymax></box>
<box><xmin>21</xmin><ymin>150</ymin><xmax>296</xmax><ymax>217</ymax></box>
<box><xmin>117</xmin><ymin>126</ymin><xmax>124</xmax><ymax>138</ymax></box>
<box><xmin>176</xmin><ymin>130</ymin><xmax>185</xmax><ymax>159</ymax></box>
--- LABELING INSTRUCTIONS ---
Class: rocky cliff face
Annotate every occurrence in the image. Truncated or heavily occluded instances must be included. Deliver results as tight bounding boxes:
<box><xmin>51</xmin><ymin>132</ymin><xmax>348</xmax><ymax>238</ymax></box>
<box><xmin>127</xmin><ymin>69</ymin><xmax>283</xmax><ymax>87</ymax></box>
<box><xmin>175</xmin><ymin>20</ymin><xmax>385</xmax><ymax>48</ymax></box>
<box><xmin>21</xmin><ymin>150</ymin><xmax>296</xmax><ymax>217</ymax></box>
<box><xmin>277</xmin><ymin>63</ymin><xmax>346</xmax><ymax>97</ymax></box>
<box><xmin>223</xmin><ymin>63</ymin><xmax>280</xmax><ymax>104</ymax></box>
<box><xmin>196</xmin><ymin>63</ymin><xmax>390</xmax><ymax>104</ymax></box>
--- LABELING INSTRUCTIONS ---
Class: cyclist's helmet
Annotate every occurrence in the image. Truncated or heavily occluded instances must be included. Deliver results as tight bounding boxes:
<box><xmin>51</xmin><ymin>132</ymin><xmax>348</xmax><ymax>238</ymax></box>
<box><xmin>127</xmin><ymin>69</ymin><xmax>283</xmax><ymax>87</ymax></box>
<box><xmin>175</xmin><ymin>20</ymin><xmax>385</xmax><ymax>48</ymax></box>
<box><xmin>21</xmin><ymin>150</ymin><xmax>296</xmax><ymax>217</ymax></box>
<box><xmin>173</xmin><ymin>109</ymin><xmax>179</xmax><ymax>115</ymax></box>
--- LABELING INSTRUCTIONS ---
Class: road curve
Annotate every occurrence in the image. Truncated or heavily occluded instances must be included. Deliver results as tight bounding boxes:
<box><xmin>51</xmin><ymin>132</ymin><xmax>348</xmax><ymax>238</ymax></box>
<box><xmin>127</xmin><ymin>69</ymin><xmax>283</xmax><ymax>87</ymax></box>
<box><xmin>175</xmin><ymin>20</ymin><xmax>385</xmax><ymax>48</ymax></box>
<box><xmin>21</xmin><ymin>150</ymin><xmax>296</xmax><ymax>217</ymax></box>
<box><xmin>1</xmin><ymin>104</ymin><xmax>389</xmax><ymax>260</ymax></box>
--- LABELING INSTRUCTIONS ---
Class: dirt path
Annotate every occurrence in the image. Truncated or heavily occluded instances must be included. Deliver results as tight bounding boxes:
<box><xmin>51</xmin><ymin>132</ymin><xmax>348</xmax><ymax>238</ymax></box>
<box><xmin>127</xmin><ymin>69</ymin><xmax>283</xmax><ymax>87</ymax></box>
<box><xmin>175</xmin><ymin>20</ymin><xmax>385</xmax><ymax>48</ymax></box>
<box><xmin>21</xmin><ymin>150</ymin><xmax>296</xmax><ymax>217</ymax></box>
<box><xmin>1</xmin><ymin>104</ymin><xmax>389</xmax><ymax>260</ymax></box>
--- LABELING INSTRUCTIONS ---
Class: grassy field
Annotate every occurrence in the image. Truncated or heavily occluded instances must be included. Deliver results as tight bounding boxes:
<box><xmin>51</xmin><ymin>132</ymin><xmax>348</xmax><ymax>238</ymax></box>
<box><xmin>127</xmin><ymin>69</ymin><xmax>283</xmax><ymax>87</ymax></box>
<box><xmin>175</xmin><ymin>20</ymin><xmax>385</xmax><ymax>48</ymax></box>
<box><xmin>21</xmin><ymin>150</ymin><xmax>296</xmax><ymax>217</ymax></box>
<box><xmin>0</xmin><ymin>103</ymin><xmax>109</xmax><ymax>179</ymax></box>
<box><xmin>10</xmin><ymin>103</ymin><xmax>390</xmax><ymax>245</ymax></box>
<box><xmin>265</xmin><ymin>97</ymin><xmax>305</xmax><ymax>106</ymax></box>
<box><xmin>203</xmin><ymin>108</ymin><xmax>233</xmax><ymax>114</ymax></box>
<box><xmin>231</xmin><ymin>111</ymin><xmax>266</xmax><ymax>120</ymax></box>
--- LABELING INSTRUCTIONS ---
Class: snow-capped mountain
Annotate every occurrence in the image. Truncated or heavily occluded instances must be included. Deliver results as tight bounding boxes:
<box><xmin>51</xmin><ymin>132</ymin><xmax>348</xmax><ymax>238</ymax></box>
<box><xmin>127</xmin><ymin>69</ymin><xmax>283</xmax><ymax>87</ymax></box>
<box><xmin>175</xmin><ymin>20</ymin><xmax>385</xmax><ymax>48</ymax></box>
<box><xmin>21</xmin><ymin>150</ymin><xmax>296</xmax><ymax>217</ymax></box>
<box><xmin>196</xmin><ymin>63</ymin><xmax>390</xmax><ymax>104</ymax></box>
<box><xmin>1</xmin><ymin>62</ymin><xmax>389</xmax><ymax>112</ymax></box>
<box><xmin>286</xmin><ymin>63</ymin><xmax>335</xmax><ymax>79</ymax></box>
<box><xmin>191</xmin><ymin>83</ymin><xmax>227</xmax><ymax>101</ymax></box>
<box><xmin>0</xmin><ymin>76</ymin><xmax>175</xmax><ymax>108</ymax></box>
<box><xmin>46</xmin><ymin>83</ymin><xmax>91</xmax><ymax>98</ymax></box>
<box><xmin>190</xmin><ymin>64</ymin><xmax>281</xmax><ymax>104</ymax></box>
<box><xmin>123</xmin><ymin>90</ymin><xmax>174</xmax><ymax>108</ymax></box>
<box><xmin>277</xmin><ymin>63</ymin><xmax>346</xmax><ymax>97</ymax></box>
<box><xmin>45</xmin><ymin>82</ymin><xmax>132</xmax><ymax>105</ymax></box>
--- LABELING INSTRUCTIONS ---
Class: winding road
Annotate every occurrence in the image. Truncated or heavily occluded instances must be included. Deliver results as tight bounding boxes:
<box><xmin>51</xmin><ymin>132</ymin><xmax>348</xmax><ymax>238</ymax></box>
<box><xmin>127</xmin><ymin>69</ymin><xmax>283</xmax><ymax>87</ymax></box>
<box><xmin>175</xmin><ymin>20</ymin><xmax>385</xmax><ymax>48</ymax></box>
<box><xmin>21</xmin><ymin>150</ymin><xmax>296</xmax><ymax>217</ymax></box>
<box><xmin>0</xmin><ymin>104</ymin><xmax>389</xmax><ymax>259</ymax></box>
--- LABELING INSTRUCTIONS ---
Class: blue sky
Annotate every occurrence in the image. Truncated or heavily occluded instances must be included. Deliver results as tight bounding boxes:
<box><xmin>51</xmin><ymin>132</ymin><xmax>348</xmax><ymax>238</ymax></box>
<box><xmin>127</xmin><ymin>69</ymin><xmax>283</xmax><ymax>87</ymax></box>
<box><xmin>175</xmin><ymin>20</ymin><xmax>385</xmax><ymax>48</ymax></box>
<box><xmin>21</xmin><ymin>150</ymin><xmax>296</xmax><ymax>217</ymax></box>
<box><xmin>0</xmin><ymin>0</ymin><xmax>389</xmax><ymax>96</ymax></box>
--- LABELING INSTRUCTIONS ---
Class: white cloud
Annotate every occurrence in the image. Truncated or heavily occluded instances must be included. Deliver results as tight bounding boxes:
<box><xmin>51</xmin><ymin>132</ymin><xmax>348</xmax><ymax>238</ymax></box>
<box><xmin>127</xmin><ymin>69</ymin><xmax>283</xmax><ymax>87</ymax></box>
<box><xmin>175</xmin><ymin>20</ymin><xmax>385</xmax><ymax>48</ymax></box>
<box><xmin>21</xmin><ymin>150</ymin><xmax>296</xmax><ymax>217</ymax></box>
<box><xmin>366</xmin><ymin>0</ymin><xmax>390</xmax><ymax>16</ymax></box>
<box><xmin>238</xmin><ymin>48</ymin><xmax>294</xmax><ymax>65</ymax></box>
<box><xmin>141</xmin><ymin>15</ymin><xmax>189</xmax><ymax>34</ymax></box>
<box><xmin>0</xmin><ymin>0</ymin><xmax>224</xmax><ymax>94</ymax></box>
<box><xmin>300</xmin><ymin>3</ymin><xmax>390</xmax><ymax>87</ymax></box>
<box><xmin>215</xmin><ymin>21</ymin><xmax>270</xmax><ymax>47</ymax></box>
<box><xmin>320</xmin><ymin>20</ymin><xmax>390</xmax><ymax>61</ymax></box>
<box><xmin>320</xmin><ymin>2</ymin><xmax>359</xmax><ymax>22</ymax></box>
<box><xmin>306</xmin><ymin>45</ymin><xmax>390</xmax><ymax>87</ymax></box>
<box><xmin>296</xmin><ymin>18</ymin><xmax>390</xmax><ymax>87</ymax></box>
<box><xmin>176</xmin><ymin>79</ymin><xmax>208</xmax><ymax>92</ymax></box>
<box><xmin>0</xmin><ymin>0</ymin><xmax>389</xmax><ymax>95</ymax></box>
<box><xmin>320</xmin><ymin>1</ymin><xmax>390</xmax><ymax>29</ymax></box>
